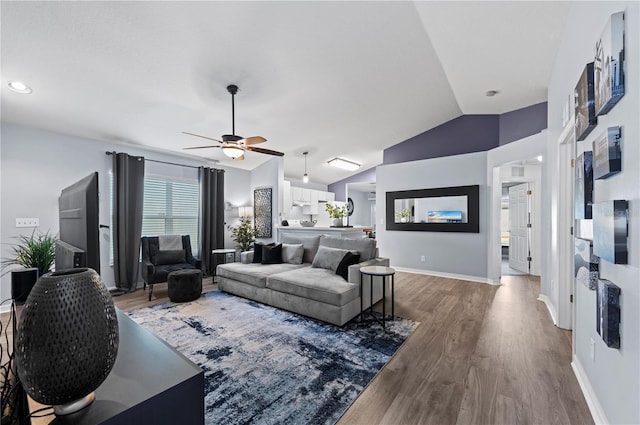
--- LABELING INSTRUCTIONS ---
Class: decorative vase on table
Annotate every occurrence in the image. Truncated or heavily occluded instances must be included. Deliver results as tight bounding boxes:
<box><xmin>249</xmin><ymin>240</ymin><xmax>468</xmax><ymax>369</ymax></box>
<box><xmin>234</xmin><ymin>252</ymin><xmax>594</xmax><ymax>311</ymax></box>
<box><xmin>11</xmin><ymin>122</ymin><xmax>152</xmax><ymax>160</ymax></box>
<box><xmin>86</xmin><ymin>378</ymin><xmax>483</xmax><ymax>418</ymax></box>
<box><xmin>331</xmin><ymin>218</ymin><xmax>343</xmax><ymax>227</ymax></box>
<box><xmin>15</xmin><ymin>268</ymin><xmax>119</xmax><ymax>416</ymax></box>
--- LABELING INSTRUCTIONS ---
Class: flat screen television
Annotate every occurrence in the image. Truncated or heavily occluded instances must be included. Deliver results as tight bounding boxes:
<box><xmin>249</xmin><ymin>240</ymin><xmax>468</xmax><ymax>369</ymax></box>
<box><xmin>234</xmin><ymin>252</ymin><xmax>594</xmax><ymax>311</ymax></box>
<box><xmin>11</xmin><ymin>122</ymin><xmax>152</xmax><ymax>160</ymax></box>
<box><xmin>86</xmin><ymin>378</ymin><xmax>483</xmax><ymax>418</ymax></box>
<box><xmin>56</xmin><ymin>172</ymin><xmax>100</xmax><ymax>273</ymax></box>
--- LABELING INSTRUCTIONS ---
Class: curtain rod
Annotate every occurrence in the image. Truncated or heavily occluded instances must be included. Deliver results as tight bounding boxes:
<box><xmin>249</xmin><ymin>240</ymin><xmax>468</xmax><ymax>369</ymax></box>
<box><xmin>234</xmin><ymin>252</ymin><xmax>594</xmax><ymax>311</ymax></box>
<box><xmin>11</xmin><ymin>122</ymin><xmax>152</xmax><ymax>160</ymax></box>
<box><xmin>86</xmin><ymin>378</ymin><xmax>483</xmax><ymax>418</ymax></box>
<box><xmin>105</xmin><ymin>151</ymin><xmax>223</xmax><ymax>171</ymax></box>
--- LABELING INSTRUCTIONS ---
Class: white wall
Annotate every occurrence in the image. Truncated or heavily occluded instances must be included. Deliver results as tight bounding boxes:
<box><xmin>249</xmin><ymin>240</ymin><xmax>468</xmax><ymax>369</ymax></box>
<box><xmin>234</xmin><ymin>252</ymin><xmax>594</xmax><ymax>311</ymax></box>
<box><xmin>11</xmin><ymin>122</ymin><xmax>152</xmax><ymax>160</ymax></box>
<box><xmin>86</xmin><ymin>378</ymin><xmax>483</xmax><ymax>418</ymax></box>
<box><xmin>546</xmin><ymin>2</ymin><xmax>639</xmax><ymax>424</ymax></box>
<box><xmin>0</xmin><ymin>123</ymin><xmax>251</xmax><ymax>304</ymax></box>
<box><xmin>376</xmin><ymin>151</ymin><xmax>489</xmax><ymax>282</ymax></box>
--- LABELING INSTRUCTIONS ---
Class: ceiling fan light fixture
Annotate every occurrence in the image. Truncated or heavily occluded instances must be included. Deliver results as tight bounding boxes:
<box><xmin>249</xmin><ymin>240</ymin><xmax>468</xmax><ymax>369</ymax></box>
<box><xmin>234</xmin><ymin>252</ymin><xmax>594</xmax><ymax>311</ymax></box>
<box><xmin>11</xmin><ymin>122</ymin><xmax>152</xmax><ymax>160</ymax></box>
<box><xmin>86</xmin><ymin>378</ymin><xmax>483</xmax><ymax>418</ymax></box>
<box><xmin>8</xmin><ymin>81</ymin><xmax>32</xmax><ymax>94</ymax></box>
<box><xmin>327</xmin><ymin>157</ymin><xmax>360</xmax><ymax>171</ymax></box>
<box><xmin>222</xmin><ymin>144</ymin><xmax>244</xmax><ymax>159</ymax></box>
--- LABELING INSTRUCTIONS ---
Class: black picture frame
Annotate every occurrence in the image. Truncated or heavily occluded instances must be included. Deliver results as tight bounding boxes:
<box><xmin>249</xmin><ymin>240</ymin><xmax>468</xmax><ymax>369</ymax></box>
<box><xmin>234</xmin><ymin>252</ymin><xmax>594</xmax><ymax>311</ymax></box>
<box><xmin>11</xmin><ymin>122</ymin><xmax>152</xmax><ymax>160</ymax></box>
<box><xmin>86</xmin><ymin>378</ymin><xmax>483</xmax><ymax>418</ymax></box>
<box><xmin>597</xmin><ymin>278</ymin><xmax>621</xmax><ymax>349</ymax></box>
<box><xmin>574</xmin><ymin>62</ymin><xmax>598</xmax><ymax>141</ymax></box>
<box><xmin>385</xmin><ymin>185</ymin><xmax>479</xmax><ymax>233</ymax></box>
<box><xmin>575</xmin><ymin>151</ymin><xmax>593</xmax><ymax>220</ymax></box>
<box><xmin>594</xmin><ymin>11</ymin><xmax>625</xmax><ymax>116</ymax></box>
<box><xmin>593</xmin><ymin>126</ymin><xmax>622</xmax><ymax>180</ymax></box>
<box><xmin>593</xmin><ymin>200</ymin><xmax>628</xmax><ymax>264</ymax></box>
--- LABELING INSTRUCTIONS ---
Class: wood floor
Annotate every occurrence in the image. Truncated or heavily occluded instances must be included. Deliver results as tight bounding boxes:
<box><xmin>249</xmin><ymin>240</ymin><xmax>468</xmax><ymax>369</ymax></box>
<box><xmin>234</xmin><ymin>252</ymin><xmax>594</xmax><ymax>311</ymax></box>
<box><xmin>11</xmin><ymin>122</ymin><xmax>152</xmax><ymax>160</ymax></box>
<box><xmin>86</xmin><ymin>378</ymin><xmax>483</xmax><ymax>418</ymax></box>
<box><xmin>338</xmin><ymin>273</ymin><xmax>593</xmax><ymax>425</ymax></box>
<box><xmin>2</xmin><ymin>273</ymin><xmax>593</xmax><ymax>425</ymax></box>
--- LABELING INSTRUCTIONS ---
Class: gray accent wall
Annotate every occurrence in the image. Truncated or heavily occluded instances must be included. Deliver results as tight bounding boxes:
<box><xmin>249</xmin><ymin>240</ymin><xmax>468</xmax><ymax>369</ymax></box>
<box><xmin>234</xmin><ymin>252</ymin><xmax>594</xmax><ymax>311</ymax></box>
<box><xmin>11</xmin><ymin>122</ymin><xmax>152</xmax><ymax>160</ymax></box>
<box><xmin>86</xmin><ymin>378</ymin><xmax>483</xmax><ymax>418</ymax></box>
<box><xmin>376</xmin><ymin>151</ymin><xmax>488</xmax><ymax>280</ymax></box>
<box><xmin>498</xmin><ymin>102</ymin><xmax>547</xmax><ymax>146</ymax></box>
<box><xmin>383</xmin><ymin>115</ymin><xmax>499</xmax><ymax>165</ymax></box>
<box><xmin>328</xmin><ymin>166</ymin><xmax>376</xmax><ymax>202</ymax></box>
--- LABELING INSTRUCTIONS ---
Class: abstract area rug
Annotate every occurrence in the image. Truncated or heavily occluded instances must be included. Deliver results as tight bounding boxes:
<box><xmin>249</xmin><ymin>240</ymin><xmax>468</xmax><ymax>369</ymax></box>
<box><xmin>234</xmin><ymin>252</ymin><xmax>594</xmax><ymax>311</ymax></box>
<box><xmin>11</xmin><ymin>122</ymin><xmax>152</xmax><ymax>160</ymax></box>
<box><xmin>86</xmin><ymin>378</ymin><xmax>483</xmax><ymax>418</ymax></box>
<box><xmin>128</xmin><ymin>291</ymin><xmax>418</xmax><ymax>424</ymax></box>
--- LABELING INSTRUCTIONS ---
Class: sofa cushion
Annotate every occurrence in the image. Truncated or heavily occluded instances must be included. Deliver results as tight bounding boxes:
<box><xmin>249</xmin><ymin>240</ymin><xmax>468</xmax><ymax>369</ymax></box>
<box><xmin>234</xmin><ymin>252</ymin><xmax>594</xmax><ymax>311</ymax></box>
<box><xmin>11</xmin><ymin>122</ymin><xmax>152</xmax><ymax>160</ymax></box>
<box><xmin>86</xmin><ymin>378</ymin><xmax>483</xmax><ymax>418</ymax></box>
<box><xmin>311</xmin><ymin>245</ymin><xmax>351</xmax><ymax>272</ymax></box>
<box><xmin>281</xmin><ymin>243</ymin><xmax>304</xmax><ymax>264</ymax></box>
<box><xmin>253</xmin><ymin>242</ymin><xmax>275</xmax><ymax>264</ymax></box>
<box><xmin>336</xmin><ymin>252</ymin><xmax>361</xmax><ymax>280</ymax></box>
<box><xmin>262</xmin><ymin>243</ymin><xmax>283</xmax><ymax>264</ymax></box>
<box><xmin>155</xmin><ymin>249</ymin><xmax>186</xmax><ymax>266</ymax></box>
<box><xmin>319</xmin><ymin>236</ymin><xmax>377</xmax><ymax>261</ymax></box>
<box><xmin>266</xmin><ymin>267</ymin><xmax>359</xmax><ymax>306</ymax></box>
<box><xmin>281</xmin><ymin>235</ymin><xmax>321</xmax><ymax>264</ymax></box>
<box><xmin>217</xmin><ymin>262</ymin><xmax>306</xmax><ymax>288</ymax></box>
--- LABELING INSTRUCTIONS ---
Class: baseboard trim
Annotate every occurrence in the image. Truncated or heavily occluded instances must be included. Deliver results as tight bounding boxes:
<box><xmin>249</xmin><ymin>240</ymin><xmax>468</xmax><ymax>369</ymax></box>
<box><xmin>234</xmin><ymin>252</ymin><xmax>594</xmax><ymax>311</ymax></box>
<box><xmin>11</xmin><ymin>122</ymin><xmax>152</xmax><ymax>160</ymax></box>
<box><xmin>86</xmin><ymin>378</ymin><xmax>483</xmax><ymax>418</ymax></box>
<box><xmin>572</xmin><ymin>355</ymin><xmax>608</xmax><ymax>425</ymax></box>
<box><xmin>536</xmin><ymin>294</ymin><xmax>558</xmax><ymax>325</ymax></box>
<box><xmin>393</xmin><ymin>267</ymin><xmax>500</xmax><ymax>286</ymax></box>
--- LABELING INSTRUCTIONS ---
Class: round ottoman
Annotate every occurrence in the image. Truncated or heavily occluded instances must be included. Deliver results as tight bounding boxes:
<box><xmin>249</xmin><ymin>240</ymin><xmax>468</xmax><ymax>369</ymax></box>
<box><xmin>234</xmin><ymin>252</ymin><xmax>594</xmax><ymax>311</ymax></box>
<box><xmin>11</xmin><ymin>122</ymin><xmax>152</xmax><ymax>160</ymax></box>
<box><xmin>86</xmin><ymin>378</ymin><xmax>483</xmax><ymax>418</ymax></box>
<box><xmin>167</xmin><ymin>269</ymin><xmax>202</xmax><ymax>302</ymax></box>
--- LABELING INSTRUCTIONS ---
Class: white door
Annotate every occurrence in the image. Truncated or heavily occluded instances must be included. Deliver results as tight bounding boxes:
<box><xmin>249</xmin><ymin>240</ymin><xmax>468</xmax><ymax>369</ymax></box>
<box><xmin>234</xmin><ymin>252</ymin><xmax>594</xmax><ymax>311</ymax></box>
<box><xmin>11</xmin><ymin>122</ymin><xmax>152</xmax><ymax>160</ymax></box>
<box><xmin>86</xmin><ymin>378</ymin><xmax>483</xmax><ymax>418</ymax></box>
<box><xmin>509</xmin><ymin>183</ymin><xmax>531</xmax><ymax>273</ymax></box>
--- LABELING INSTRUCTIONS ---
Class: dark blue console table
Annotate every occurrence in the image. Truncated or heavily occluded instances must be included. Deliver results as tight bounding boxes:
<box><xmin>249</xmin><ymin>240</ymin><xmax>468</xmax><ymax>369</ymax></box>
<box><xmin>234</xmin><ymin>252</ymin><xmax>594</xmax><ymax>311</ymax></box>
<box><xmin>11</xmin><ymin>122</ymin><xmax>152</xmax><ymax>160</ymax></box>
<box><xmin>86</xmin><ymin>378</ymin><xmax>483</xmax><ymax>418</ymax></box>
<box><xmin>29</xmin><ymin>310</ymin><xmax>204</xmax><ymax>424</ymax></box>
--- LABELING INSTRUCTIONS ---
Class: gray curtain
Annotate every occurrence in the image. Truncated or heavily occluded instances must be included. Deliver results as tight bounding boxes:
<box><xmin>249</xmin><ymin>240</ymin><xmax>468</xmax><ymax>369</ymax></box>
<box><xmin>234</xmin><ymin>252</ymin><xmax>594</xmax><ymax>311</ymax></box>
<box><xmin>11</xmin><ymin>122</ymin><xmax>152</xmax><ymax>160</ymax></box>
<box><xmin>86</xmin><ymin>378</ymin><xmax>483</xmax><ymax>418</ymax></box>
<box><xmin>112</xmin><ymin>152</ymin><xmax>145</xmax><ymax>292</ymax></box>
<box><xmin>199</xmin><ymin>167</ymin><xmax>225</xmax><ymax>275</ymax></box>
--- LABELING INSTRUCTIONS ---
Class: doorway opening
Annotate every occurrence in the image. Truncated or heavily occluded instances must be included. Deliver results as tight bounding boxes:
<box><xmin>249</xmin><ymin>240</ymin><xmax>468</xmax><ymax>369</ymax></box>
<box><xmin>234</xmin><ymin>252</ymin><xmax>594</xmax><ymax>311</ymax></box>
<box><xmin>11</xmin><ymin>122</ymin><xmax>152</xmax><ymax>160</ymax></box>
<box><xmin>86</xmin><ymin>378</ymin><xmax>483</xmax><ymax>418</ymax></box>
<box><xmin>498</xmin><ymin>158</ymin><xmax>542</xmax><ymax>280</ymax></box>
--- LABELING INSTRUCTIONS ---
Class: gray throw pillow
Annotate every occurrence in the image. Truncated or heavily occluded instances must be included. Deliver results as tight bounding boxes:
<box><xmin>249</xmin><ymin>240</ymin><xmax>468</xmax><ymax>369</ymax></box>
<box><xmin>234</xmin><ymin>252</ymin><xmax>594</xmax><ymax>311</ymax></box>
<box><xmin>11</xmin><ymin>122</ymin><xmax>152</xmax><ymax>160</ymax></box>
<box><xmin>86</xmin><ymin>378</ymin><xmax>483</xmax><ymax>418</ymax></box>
<box><xmin>281</xmin><ymin>235</ymin><xmax>322</xmax><ymax>263</ymax></box>
<box><xmin>282</xmin><ymin>243</ymin><xmax>304</xmax><ymax>264</ymax></box>
<box><xmin>155</xmin><ymin>249</ymin><xmax>186</xmax><ymax>265</ymax></box>
<box><xmin>311</xmin><ymin>245</ymin><xmax>350</xmax><ymax>272</ymax></box>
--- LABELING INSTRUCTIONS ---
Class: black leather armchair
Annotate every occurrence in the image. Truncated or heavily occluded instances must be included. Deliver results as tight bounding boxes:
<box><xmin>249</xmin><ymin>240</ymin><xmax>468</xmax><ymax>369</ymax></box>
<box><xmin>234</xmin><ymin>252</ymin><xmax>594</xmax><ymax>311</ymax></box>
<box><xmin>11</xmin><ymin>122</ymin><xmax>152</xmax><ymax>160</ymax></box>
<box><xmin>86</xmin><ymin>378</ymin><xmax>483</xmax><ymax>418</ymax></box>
<box><xmin>141</xmin><ymin>235</ymin><xmax>202</xmax><ymax>301</ymax></box>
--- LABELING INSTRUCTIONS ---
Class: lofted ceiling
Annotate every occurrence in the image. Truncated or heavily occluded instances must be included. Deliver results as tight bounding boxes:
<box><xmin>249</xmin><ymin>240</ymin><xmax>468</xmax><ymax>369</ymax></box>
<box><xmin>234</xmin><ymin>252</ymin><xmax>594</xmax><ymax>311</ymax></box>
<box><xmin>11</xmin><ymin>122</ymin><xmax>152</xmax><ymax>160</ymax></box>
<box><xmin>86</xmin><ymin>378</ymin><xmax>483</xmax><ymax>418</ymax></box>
<box><xmin>0</xmin><ymin>1</ymin><xmax>570</xmax><ymax>185</ymax></box>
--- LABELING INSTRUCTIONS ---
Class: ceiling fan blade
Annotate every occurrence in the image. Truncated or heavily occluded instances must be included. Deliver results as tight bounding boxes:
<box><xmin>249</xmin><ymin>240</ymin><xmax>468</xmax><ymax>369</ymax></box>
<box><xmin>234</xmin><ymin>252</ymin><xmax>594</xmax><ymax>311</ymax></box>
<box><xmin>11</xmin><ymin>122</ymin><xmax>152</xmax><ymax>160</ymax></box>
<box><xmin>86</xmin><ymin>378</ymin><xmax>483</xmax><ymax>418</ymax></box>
<box><xmin>241</xmin><ymin>136</ymin><xmax>267</xmax><ymax>145</ymax></box>
<box><xmin>234</xmin><ymin>153</ymin><xmax>245</xmax><ymax>161</ymax></box>
<box><xmin>247</xmin><ymin>146</ymin><xmax>285</xmax><ymax>156</ymax></box>
<box><xmin>182</xmin><ymin>145</ymin><xmax>222</xmax><ymax>150</ymax></box>
<box><xmin>182</xmin><ymin>132</ymin><xmax>223</xmax><ymax>143</ymax></box>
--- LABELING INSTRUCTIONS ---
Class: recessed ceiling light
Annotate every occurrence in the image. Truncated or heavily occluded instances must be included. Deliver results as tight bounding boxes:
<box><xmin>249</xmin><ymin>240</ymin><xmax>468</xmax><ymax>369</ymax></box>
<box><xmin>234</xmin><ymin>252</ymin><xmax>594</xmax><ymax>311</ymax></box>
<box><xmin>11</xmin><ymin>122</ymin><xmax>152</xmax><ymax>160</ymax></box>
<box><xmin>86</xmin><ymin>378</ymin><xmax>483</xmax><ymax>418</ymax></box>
<box><xmin>8</xmin><ymin>81</ymin><xmax>32</xmax><ymax>94</ymax></box>
<box><xmin>486</xmin><ymin>90</ymin><xmax>499</xmax><ymax>97</ymax></box>
<box><xmin>327</xmin><ymin>157</ymin><xmax>360</xmax><ymax>171</ymax></box>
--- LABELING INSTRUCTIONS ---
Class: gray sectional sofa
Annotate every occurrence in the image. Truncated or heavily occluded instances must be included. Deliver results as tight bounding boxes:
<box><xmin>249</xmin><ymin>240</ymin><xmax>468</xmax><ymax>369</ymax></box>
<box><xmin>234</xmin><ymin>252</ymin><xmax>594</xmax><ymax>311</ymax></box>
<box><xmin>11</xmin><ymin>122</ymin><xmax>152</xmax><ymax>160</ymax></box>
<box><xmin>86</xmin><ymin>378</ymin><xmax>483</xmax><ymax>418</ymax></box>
<box><xmin>216</xmin><ymin>235</ymin><xmax>389</xmax><ymax>326</ymax></box>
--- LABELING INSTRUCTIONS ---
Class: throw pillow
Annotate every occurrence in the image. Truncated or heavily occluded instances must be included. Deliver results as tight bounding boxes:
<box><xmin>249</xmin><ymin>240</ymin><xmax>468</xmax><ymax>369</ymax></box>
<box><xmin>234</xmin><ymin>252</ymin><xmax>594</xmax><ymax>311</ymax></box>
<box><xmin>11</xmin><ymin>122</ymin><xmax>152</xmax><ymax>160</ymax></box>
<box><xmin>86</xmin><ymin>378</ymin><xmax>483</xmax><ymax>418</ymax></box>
<box><xmin>252</xmin><ymin>242</ymin><xmax>274</xmax><ymax>263</ymax></box>
<box><xmin>281</xmin><ymin>235</ymin><xmax>322</xmax><ymax>264</ymax></box>
<box><xmin>336</xmin><ymin>251</ymin><xmax>361</xmax><ymax>281</ymax></box>
<box><xmin>155</xmin><ymin>249</ymin><xmax>186</xmax><ymax>265</ymax></box>
<box><xmin>281</xmin><ymin>243</ymin><xmax>304</xmax><ymax>264</ymax></box>
<box><xmin>311</xmin><ymin>245</ymin><xmax>350</xmax><ymax>272</ymax></box>
<box><xmin>261</xmin><ymin>243</ymin><xmax>283</xmax><ymax>264</ymax></box>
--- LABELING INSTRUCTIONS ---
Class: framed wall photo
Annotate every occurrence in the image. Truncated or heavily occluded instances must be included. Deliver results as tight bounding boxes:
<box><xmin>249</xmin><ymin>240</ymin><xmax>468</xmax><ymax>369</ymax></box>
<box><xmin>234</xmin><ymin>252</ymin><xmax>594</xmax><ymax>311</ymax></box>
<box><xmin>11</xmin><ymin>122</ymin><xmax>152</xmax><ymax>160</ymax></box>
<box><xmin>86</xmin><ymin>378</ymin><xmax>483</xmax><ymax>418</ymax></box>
<box><xmin>575</xmin><ymin>238</ymin><xmax>599</xmax><ymax>290</ymax></box>
<box><xmin>594</xmin><ymin>11</ymin><xmax>625</xmax><ymax>116</ymax></box>
<box><xmin>596</xmin><ymin>279</ymin><xmax>621</xmax><ymax>349</ymax></box>
<box><xmin>593</xmin><ymin>200</ymin><xmax>628</xmax><ymax>264</ymax></box>
<box><xmin>253</xmin><ymin>187</ymin><xmax>272</xmax><ymax>239</ymax></box>
<box><xmin>593</xmin><ymin>126</ymin><xmax>622</xmax><ymax>180</ymax></box>
<box><xmin>574</xmin><ymin>151</ymin><xmax>593</xmax><ymax>220</ymax></box>
<box><xmin>574</xmin><ymin>62</ymin><xmax>597</xmax><ymax>141</ymax></box>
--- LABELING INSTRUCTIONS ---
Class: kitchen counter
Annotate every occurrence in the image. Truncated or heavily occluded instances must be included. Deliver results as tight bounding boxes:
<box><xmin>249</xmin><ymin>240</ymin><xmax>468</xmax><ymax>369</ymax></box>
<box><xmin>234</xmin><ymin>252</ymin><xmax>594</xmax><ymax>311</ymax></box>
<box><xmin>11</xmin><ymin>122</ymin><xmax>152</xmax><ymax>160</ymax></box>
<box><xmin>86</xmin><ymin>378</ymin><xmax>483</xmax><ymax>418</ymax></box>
<box><xmin>276</xmin><ymin>225</ymin><xmax>365</xmax><ymax>240</ymax></box>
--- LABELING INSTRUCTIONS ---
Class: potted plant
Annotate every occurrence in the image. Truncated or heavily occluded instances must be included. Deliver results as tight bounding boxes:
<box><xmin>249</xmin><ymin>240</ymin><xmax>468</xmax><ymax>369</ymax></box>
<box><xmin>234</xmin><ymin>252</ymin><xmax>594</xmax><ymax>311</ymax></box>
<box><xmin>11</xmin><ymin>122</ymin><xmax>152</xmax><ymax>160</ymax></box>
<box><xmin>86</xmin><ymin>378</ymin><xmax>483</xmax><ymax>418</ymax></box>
<box><xmin>2</xmin><ymin>230</ymin><xmax>56</xmax><ymax>277</ymax></box>
<box><xmin>228</xmin><ymin>216</ymin><xmax>255</xmax><ymax>252</ymax></box>
<box><xmin>325</xmin><ymin>203</ymin><xmax>347</xmax><ymax>227</ymax></box>
<box><xmin>396</xmin><ymin>208</ymin><xmax>410</xmax><ymax>223</ymax></box>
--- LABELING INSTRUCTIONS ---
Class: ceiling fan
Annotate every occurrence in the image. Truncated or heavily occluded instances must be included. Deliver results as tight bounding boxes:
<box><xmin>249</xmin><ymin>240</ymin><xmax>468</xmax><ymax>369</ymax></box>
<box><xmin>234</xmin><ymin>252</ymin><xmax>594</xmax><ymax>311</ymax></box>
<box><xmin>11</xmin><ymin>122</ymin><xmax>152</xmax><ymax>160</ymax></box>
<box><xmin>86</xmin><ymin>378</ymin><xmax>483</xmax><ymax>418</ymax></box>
<box><xmin>183</xmin><ymin>84</ymin><xmax>284</xmax><ymax>160</ymax></box>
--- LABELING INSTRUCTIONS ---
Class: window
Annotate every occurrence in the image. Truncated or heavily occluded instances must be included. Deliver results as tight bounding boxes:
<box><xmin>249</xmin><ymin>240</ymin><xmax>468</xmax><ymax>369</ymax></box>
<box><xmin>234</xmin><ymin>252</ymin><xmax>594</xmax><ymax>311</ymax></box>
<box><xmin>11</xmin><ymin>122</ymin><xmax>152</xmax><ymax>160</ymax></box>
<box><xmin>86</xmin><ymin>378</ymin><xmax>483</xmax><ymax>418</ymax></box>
<box><xmin>109</xmin><ymin>174</ymin><xmax>200</xmax><ymax>265</ymax></box>
<box><xmin>142</xmin><ymin>177</ymin><xmax>200</xmax><ymax>256</ymax></box>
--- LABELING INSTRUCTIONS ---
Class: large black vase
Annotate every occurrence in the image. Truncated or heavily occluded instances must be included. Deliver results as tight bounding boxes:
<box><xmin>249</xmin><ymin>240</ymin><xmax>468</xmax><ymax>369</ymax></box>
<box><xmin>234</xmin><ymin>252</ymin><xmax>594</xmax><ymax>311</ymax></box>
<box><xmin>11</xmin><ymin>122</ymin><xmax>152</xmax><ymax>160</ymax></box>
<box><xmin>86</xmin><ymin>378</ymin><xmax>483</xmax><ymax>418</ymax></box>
<box><xmin>15</xmin><ymin>268</ymin><xmax>119</xmax><ymax>415</ymax></box>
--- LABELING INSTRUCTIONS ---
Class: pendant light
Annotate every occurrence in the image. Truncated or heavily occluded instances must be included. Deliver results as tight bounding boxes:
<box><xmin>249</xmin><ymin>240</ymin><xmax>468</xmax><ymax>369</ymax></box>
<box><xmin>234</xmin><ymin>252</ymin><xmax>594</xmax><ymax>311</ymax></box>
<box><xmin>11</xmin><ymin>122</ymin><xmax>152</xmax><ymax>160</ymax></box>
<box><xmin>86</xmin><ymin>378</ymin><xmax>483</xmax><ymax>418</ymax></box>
<box><xmin>303</xmin><ymin>152</ymin><xmax>309</xmax><ymax>183</ymax></box>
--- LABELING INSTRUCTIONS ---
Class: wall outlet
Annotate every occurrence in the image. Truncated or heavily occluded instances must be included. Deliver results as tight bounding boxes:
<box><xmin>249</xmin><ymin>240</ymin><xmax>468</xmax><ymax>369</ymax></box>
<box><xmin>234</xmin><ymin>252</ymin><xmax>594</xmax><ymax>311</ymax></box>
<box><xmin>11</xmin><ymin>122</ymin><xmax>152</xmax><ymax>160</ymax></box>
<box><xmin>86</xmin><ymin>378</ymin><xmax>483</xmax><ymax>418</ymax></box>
<box><xmin>420</xmin><ymin>255</ymin><xmax>426</xmax><ymax>262</ymax></box>
<box><xmin>16</xmin><ymin>218</ymin><xmax>39</xmax><ymax>228</ymax></box>
<box><xmin>589</xmin><ymin>338</ymin><xmax>595</xmax><ymax>361</ymax></box>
